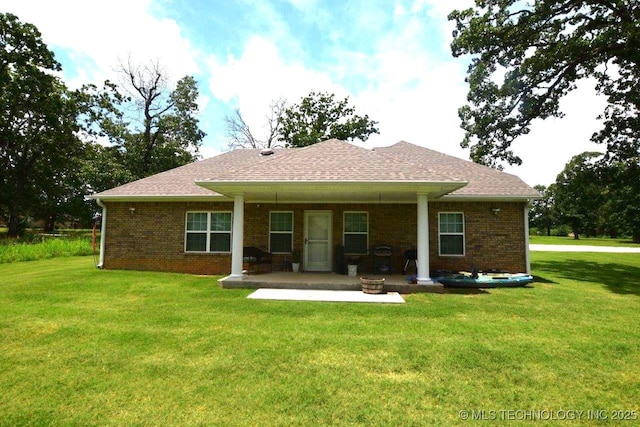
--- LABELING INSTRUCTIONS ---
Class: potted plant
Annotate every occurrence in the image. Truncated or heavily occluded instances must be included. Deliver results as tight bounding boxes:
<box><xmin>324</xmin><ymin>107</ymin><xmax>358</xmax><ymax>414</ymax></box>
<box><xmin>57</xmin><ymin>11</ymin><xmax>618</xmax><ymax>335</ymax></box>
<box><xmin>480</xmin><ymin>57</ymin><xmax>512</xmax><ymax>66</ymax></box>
<box><xmin>347</xmin><ymin>256</ymin><xmax>360</xmax><ymax>277</ymax></box>
<box><xmin>291</xmin><ymin>249</ymin><xmax>301</xmax><ymax>273</ymax></box>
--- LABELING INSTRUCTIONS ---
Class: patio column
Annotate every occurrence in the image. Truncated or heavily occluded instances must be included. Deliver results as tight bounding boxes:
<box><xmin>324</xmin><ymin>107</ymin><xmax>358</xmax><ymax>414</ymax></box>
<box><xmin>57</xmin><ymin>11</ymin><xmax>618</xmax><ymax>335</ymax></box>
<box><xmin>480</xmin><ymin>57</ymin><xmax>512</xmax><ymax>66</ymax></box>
<box><xmin>416</xmin><ymin>193</ymin><xmax>434</xmax><ymax>285</ymax></box>
<box><xmin>230</xmin><ymin>194</ymin><xmax>244</xmax><ymax>278</ymax></box>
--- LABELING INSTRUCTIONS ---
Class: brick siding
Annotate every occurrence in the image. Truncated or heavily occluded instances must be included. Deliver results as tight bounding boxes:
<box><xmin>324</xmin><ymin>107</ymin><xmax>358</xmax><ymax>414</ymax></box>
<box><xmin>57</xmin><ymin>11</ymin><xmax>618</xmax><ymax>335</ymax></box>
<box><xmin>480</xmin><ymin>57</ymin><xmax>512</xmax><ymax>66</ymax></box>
<box><xmin>102</xmin><ymin>200</ymin><xmax>528</xmax><ymax>275</ymax></box>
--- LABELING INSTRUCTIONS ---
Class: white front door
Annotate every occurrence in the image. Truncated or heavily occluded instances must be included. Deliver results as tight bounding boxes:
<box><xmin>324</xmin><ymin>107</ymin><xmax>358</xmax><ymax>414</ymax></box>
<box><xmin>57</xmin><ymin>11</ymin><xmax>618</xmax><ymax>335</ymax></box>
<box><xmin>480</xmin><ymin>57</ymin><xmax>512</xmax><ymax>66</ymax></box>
<box><xmin>304</xmin><ymin>211</ymin><xmax>332</xmax><ymax>271</ymax></box>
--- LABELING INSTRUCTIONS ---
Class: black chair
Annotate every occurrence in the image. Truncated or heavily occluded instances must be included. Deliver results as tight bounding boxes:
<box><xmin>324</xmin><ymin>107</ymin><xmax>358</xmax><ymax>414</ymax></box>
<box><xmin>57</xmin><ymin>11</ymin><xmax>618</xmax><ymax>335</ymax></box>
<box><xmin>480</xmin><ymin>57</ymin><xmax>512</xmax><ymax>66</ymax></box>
<box><xmin>242</xmin><ymin>246</ymin><xmax>272</xmax><ymax>274</ymax></box>
<box><xmin>402</xmin><ymin>249</ymin><xmax>417</xmax><ymax>275</ymax></box>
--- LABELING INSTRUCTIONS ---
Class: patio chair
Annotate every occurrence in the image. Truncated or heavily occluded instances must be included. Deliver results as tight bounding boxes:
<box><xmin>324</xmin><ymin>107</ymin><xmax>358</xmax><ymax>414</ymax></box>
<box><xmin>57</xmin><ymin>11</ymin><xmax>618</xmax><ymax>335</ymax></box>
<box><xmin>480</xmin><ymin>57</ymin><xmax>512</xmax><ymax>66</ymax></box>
<box><xmin>242</xmin><ymin>246</ymin><xmax>273</xmax><ymax>274</ymax></box>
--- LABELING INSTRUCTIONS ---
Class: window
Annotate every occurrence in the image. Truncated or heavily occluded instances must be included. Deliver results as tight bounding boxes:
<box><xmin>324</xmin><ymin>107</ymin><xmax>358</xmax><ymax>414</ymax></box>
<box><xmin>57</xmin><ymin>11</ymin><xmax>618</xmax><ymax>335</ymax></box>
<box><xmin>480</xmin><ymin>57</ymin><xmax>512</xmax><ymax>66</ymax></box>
<box><xmin>344</xmin><ymin>212</ymin><xmax>368</xmax><ymax>254</ymax></box>
<box><xmin>185</xmin><ymin>212</ymin><xmax>232</xmax><ymax>253</ymax></box>
<box><xmin>270</xmin><ymin>211</ymin><xmax>293</xmax><ymax>253</ymax></box>
<box><xmin>439</xmin><ymin>212</ymin><xmax>465</xmax><ymax>256</ymax></box>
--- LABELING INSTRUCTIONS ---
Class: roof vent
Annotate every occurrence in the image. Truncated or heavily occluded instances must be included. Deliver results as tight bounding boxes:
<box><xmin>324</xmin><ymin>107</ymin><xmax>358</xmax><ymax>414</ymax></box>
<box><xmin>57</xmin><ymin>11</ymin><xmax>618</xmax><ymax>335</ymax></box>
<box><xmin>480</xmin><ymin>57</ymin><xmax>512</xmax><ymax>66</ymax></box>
<box><xmin>260</xmin><ymin>148</ymin><xmax>274</xmax><ymax>156</ymax></box>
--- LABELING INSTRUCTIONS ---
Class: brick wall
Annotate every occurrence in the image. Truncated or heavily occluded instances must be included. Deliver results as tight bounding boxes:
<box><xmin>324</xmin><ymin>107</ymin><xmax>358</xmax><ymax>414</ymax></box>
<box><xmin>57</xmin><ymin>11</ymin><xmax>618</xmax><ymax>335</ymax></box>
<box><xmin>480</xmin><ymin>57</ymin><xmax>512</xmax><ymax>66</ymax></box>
<box><xmin>104</xmin><ymin>202</ymin><xmax>232</xmax><ymax>275</ymax></box>
<box><xmin>102</xmin><ymin>200</ymin><xmax>528</xmax><ymax>275</ymax></box>
<box><xmin>428</xmin><ymin>201</ymin><xmax>527</xmax><ymax>273</ymax></box>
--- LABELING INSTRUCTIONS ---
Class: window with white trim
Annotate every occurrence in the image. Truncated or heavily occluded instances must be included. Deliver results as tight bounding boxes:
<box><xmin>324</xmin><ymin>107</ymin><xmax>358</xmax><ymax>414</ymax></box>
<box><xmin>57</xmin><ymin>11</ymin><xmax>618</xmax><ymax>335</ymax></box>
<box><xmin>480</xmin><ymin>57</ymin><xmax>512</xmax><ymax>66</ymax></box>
<box><xmin>269</xmin><ymin>211</ymin><xmax>293</xmax><ymax>253</ymax></box>
<box><xmin>185</xmin><ymin>211</ymin><xmax>232</xmax><ymax>253</ymax></box>
<box><xmin>343</xmin><ymin>212</ymin><xmax>368</xmax><ymax>254</ymax></box>
<box><xmin>439</xmin><ymin>212</ymin><xmax>465</xmax><ymax>256</ymax></box>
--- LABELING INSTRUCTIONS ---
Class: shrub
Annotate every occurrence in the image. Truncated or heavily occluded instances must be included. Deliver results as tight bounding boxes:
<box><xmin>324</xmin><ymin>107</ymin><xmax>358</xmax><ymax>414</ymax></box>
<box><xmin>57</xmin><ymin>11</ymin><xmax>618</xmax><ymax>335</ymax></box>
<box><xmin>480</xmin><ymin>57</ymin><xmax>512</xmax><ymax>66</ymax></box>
<box><xmin>0</xmin><ymin>235</ymin><xmax>94</xmax><ymax>264</ymax></box>
<box><xmin>552</xmin><ymin>225</ymin><xmax>572</xmax><ymax>237</ymax></box>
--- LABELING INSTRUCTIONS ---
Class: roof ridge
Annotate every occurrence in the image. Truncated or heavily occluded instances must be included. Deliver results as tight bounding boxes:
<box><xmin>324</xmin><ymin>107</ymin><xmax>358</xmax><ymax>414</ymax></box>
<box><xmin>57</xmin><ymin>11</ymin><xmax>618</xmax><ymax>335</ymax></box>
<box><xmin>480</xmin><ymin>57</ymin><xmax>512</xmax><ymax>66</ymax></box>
<box><xmin>383</xmin><ymin>141</ymin><xmax>538</xmax><ymax>192</ymax></box>
<box><xmin>376</xmin><ymin>151</ymin><xmax>459</xmax><ymax>182</ymax></box>
<box><xmin>376</xmin><ymin>141</ymin><xmax>467</xmax><ymax>182</ymax></box>
<box><xmin>205</xmin><ymin>139</ymin><xmax>369</xmax><ymax>181</ymax></box>
<box><xmin>382</xmin><ymin>140</ymin><xmax>505</xmax><ymax>174</ymax></box>
<box><xmin>199</xmin><ymin>146</ymin><xmax>298</xmax><ymax>180</ymax></box>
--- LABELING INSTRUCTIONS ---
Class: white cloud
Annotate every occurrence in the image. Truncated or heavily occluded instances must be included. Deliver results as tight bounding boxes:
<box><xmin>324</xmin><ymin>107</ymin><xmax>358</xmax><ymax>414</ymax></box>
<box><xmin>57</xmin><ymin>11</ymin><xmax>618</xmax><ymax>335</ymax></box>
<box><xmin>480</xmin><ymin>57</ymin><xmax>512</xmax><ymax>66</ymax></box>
<box><xmin>206</xmin><ymin>36</ymin><xmax>346</xmax><ymax>142</ymax></box>
<box><xmin>4</xmin><ymin>0</ymin><xmax>200</xmax><ymax>87</ymax></box>
<box><xmin>324</xmin><ymin>5</ymin><xmax>470</xmax><ymax>162</ymax></box>
<box><xmin>199</xmin><ymin>144</ymin><xmax>222</xmax><ymax>160</ymax></box>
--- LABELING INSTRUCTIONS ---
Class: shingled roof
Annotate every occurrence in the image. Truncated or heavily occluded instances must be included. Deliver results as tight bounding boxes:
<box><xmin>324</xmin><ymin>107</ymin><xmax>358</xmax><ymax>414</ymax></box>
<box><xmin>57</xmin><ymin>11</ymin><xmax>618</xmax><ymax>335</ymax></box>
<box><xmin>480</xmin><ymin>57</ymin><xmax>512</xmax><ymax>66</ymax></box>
<box><xmin>92</xmin><ymin>139</ymin><xmax>539</xmax><ymax>200</ymax></box>
<box><xmin>203</xmin><ymin>138</ymin><xmax>455</xmax><ymax>182</ymax></box>
<box><xmin>375</xmin><ymin>141</ymin><xmax>539</xmax><ymax>198</ymax></box>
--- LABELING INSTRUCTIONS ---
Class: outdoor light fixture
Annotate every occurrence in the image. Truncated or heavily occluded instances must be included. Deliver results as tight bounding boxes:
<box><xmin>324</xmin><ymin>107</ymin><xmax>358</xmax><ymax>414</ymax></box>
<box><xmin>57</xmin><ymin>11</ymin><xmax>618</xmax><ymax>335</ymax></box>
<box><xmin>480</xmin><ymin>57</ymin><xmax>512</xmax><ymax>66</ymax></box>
<box><xmin>491</xmin><ymin>208</ymin><xmax>501</xmax><ymax>215</ymax></box>
<box><xmin>129</xmin><ymin>207</ymin><xmax>136</xmax><ymax>214</ymax></box>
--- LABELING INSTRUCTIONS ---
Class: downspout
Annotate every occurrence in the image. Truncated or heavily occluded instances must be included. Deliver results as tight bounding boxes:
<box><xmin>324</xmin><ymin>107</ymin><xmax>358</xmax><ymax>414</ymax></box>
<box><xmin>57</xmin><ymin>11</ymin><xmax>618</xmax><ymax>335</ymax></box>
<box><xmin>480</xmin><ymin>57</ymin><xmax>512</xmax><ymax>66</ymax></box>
<box><xmin>95</xmin><ymin>198</ymin><xmax>107</xmax><ymax>269</ymax></box>
<box><xmin>524</xmin><ymin>203</ymin><xmax>531</xmax><ymax>274</ymax></box>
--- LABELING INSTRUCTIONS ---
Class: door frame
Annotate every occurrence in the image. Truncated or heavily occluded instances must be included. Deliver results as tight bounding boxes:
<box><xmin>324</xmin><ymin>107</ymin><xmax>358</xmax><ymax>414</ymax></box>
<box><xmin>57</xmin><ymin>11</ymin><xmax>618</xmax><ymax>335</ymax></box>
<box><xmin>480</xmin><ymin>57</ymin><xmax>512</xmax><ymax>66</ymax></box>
<box><xmin>303</xmin><ymin>210</ymin><xmax>332</xmax><ymax>272</ymax></box>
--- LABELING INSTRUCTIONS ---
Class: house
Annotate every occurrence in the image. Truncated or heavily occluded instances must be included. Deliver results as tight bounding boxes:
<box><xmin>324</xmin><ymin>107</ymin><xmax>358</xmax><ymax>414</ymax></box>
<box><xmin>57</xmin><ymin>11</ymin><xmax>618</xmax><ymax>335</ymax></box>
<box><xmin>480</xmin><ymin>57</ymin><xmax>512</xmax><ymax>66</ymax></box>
<box><xmin>91</xmin><ymin>139</ymin><xmax>540</xmax><ymax>285</ymax></box>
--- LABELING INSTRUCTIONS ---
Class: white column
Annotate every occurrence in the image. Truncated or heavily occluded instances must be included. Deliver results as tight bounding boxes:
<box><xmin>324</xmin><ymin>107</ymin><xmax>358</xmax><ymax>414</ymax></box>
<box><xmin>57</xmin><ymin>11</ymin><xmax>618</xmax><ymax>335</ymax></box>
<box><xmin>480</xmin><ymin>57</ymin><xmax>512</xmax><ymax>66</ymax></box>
<box><xmin>230</xmin><ymin>194</ymin><xmax>245</xmax><ymax>278</ymax></box>
<box><xmin>524</xmin><ymin>204</ymin><xmax>531</xmax><ymax>274</ymax></box>
<box><xmin>416</xmin><ymin>194</ymin><xmax>434</xmax><ymax>285</ymax></box>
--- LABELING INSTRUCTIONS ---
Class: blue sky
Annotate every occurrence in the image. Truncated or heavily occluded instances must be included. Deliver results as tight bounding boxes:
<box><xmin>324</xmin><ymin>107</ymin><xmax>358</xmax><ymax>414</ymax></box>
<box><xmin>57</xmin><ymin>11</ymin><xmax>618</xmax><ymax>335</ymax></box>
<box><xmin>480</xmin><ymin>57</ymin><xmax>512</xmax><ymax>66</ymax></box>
<box><xmin>4</xmin><ymin>0</ymin><xmax>606</xmax><ymax>185</ymax></box>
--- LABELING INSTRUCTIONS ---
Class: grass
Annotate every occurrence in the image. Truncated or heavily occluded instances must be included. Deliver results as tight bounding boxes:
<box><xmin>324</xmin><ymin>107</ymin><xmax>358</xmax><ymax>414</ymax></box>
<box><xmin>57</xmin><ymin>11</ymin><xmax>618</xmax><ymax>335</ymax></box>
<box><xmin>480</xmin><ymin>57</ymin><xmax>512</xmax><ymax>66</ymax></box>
<box><xmin>1</xmin><ymin>253</ymin><xmax>639</xmax><ymax>425</ymax></box>
<box><xmin>0</xmin><ymin>234</ymin><xmax>94</xmax><ymax>264</ymax></box>
<box><xmin>529</xmin><ymin>235</ymin><xmax>638</xmax><ymax>247</ymax></box>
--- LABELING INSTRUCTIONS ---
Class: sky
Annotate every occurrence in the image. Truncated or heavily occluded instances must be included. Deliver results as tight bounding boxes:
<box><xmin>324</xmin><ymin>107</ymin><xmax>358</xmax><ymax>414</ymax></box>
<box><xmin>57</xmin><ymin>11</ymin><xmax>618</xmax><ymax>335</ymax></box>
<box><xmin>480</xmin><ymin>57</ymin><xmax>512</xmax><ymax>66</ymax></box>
<box><xmin>4</xmin><ymin>0</ymin><xmax>608</xmax><ymax>186</ymax></box>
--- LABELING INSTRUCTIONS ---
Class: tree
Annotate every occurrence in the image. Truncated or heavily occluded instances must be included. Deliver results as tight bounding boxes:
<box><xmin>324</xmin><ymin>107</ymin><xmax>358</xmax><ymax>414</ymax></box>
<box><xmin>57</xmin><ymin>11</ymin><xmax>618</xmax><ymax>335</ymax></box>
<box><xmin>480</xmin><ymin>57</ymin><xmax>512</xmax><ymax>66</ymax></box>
<box><xmin>0</xmin><ymin>13</ymin><xmax>84</xmax><ymax>236</ymax></box>
<box><xmin>81</xmin><ymin>144</ymin><xmax>133</xmax><ymax>195</ymax></box>
<box><xmin>529</xmin><ymin>184</ymin><xmax>556</xmax><ymax>236</ymax></box>
<box><xmin>225</xmin><ymin>98</ymin><xmax>286</xmax><ymax>150</ymax></box>
<box><xmin>278</xmin><ymin>91</ymin><xmax>379</xmax><ymax>147</ymax></box>
<box><xmin>600</xmin><ymin>159</ymin><xmax>640</xmax><ymax>243</ymax></box>
<box><xmin>537</xmin><ymin>153</ymin><xmax>640</xmax><ymax>242</ymax></box>
<box><xmin>33</xmin><ymin>149</ymin><xmax>93</xmax><ymax>231</ymax></box>
<box><xmin>116</xmin><ymin>60</ymin><xmax>205</xmax><ymax>179</ymax></box>
<box><xmin>449</xmin><ymin>1</ymin><xmax>640</xmax><ymax>168</ymax></box>
<box><xmin>553</xmin><ymin>152</ymin><xmax>605</xmax><ymax>239</ymax></box>
<box><xmin>83</xmin><ymin>60</ymin><xmax>206</xmax><ymax>183</ymax></box>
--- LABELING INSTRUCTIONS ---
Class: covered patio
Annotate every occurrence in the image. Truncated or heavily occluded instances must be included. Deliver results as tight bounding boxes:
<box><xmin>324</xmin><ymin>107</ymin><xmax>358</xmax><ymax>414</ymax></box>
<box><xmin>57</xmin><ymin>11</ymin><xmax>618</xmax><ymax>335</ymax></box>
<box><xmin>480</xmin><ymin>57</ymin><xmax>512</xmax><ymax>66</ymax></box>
<box><xmin>198</xmin><ymin>183</ymin><xmax>466</xmax><ymax>286</ymax></box>
<box><xmin>218</xmin><ymin>271</ymin><xmax>445</xmax><ymax>293</ymax></box>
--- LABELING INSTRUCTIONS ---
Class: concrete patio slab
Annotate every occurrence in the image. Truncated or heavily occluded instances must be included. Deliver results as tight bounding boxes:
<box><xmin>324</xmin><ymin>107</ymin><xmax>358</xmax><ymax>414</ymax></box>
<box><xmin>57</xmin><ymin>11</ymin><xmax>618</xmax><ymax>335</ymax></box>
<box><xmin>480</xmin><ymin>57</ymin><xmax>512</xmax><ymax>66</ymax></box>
<box><xmin>219</xmin><ymin>272</ymin><xmax>445</xmax><ymax>293</ymax></box>
<box><xmin>247</xmin><ymin>288</ymin><xmax>406</xmax><ymax>303</ymax></box>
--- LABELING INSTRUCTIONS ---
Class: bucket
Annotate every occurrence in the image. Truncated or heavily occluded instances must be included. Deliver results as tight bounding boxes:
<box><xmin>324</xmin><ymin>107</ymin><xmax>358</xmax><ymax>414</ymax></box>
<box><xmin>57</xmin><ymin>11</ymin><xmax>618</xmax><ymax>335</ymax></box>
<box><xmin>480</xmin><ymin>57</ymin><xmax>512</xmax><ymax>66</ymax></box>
<box><xmin>347</xmin><ymin>265</ymin><xmax>357</xmax><ymax>277</ymax></box>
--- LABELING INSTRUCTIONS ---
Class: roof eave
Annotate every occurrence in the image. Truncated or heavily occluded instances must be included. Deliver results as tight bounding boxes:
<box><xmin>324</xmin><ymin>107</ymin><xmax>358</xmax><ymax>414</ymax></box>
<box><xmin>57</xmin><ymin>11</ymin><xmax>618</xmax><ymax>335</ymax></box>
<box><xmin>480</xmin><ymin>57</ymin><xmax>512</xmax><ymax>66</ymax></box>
<box><xmin>89</xmin><ymin>194</ymin><xmax>228</xmax><ymax>202</ymax></box>
<box><xmin>194</xmin><ymin>180</ymin><xmax>469</xmax><ymax>203</ymax></box>
<box><xmin>441</xmin><ymin>194</ymin><xmax>542</xmax><ymax>202</ymax></box>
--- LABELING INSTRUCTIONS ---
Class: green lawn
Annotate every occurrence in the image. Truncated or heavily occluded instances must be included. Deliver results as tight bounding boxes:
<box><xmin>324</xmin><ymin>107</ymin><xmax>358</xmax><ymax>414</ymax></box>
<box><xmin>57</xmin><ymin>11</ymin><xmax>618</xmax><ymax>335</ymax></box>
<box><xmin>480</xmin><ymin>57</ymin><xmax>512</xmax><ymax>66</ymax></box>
<box><xmin>529</xmin><ymin>235</ymin><xmax>638</xmax><ymax>247</ymax></box>
<box><xmin>1</xmin><ymin>254</ymin><xmax>639</xmax><ymax>425</ymax></box>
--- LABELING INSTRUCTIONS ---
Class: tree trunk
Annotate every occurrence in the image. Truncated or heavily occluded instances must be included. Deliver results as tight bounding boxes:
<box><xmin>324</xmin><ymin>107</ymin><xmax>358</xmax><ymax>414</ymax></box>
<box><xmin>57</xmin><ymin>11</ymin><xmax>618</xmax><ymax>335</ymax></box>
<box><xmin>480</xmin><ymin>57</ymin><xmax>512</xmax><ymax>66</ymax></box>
<box><xmin>6</xmin><ymin>164</ymin><xmax>29</xmax><ymax>237</ymax></box>
<box><xmin>546</xmin><ymin>227</ymin><xmax>551</xmax><ymax>236</ymax></box>
<box><xmin>44</xmin><ymin>213</ymin><xmax>56</xmax><ymax>233</ymax></box>
<box><xmin>633</xmin><ymin>231</ymin><xmax>640</xmax><ymax>244</ymax></box>
<box><xmin>7</xmin><ymin>213</ymin><xmax>21</xmax><ymax>237</ymax></box>
<box><xmin>571</xmin><ymin>220</ymin><xmax>580</xmax><ymax>240</ymax></box>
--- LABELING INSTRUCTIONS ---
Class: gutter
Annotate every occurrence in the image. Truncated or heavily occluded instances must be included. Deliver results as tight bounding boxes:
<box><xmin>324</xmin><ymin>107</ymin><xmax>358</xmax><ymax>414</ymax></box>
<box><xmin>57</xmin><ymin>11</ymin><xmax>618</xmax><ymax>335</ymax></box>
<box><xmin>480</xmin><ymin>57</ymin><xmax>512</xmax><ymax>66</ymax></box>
<box><xmin>95</xmin><ymin>198</ymin><xmax>107</xmax><ymax>269</ymax></box>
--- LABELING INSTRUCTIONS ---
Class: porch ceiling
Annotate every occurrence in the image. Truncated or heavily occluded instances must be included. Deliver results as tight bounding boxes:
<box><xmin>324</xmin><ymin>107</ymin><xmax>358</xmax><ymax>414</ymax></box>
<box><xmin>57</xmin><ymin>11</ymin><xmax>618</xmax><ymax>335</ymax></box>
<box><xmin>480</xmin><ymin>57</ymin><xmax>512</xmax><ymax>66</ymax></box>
<box><xmin>194</xmin><ymin>180</ymin><xmax>468</xmax><ymax>203</ymax></box>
